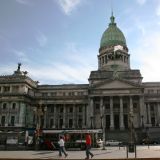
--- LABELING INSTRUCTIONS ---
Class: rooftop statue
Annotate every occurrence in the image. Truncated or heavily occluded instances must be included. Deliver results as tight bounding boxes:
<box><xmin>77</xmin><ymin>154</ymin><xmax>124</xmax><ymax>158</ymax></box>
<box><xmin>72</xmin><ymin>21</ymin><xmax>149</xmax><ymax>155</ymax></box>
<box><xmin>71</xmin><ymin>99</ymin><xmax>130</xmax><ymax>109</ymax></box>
<box><xmin>17</xmin><ymin>63</ymin><xmax>21</xmax><ymax>71</ymax></box>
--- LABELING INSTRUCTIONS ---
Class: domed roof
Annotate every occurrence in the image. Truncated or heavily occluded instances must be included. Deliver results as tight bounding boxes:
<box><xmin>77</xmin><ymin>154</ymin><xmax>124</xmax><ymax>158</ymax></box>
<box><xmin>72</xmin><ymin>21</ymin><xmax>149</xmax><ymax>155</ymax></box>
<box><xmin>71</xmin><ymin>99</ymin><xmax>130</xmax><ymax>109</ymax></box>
<box><xmin>100</xmin><ymin>15</ymin><xmax>126</xmax><ymax>48</ymax></box>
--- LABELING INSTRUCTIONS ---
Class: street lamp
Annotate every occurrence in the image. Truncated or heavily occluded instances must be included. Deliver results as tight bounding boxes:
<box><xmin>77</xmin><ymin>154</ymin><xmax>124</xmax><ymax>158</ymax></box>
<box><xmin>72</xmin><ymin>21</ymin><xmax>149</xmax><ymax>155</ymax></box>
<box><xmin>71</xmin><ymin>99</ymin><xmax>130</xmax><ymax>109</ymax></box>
<box><xmin>102</xmin><ymin>105</ymin><xmax>106</xmax><ymax>150</ymax></box>
<box><xmin>33</xmin><ymin>101</ymin><xmax>47</xmax><ymax>150</ymax></box>
<box><xmin>100</xmin><ymin>115</ymin><xmax>103</xmax><ymax>129</ymax></box>
<box><xmin>128</xmin><ymin>111</ymin><xmax>134</xmax><ymax>153</ymax></box>
<box><xmin>130</xmin><ymin>112</ymin><xmax>134</xmax><ymax>143</ymax></box>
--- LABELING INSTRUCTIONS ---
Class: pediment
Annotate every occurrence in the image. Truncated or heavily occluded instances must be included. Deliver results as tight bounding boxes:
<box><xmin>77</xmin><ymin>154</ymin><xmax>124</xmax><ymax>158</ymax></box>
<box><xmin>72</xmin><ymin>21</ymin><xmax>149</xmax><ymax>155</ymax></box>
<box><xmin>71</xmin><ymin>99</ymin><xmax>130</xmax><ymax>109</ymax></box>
<box><xmin>94</xmin><ymin>79</ymin><xmax>140</xmax><ymax>89</ymax></box>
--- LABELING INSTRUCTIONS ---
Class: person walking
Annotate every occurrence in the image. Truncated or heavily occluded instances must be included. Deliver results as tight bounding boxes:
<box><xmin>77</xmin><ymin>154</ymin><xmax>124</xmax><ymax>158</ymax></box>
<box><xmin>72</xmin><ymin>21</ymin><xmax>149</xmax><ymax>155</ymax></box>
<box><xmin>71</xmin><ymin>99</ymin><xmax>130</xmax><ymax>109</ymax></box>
<box><xmin>85</xmin><ymin>133</ymin><xmax>94</xmax><ymax>160</ymax></box>
<box><xmin>58</xmin><ymin>136</ymin><xmax>68</xmax><ymax>158</ymax></box>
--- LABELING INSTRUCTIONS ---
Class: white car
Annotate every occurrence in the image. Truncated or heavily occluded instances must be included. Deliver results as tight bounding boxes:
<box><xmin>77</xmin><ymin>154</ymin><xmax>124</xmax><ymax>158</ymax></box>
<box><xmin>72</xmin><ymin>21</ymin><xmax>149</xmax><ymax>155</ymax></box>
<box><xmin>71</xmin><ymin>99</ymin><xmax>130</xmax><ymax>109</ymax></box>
<box><xmin>106</xmin><ymin>140</ymin><xmax>122</xmax><ymax>146</ymax></box>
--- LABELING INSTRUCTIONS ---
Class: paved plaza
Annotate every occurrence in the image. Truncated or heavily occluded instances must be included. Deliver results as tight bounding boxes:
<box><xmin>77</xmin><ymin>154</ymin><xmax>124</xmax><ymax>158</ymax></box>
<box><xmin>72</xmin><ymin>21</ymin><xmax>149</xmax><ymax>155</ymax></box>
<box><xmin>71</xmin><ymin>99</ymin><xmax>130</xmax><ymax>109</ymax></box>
<box><xmin>0</xmin><ymin>146</ymin><xmax>160</xmax><ymax>159</ymax></box>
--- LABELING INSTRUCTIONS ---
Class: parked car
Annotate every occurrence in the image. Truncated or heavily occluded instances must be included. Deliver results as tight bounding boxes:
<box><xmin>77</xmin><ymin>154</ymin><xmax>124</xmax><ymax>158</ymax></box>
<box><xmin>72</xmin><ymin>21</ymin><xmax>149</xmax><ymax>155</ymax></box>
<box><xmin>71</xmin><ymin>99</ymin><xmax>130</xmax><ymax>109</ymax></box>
<box><xmin>140</xmin><ymin>138</ymin><xmax>159</xmax><ymax>145</ymax></box>
<box><xmin>106</xmin><ymin>139</ymin><xmax>122</xmax><ymax>146</ymax></box>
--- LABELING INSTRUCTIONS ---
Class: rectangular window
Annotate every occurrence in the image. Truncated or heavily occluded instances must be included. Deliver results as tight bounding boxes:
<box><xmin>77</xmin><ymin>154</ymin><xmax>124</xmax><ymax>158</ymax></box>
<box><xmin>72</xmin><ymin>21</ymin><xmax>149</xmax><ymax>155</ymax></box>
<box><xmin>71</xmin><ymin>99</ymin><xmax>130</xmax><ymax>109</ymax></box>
<box><xmin>78</xmin><ymin>118</ymin><xmax>82</xmax><ymax>128</ymax></box>
<box><xmin>69</xmin><ymin>92</ymin><xmax>74</xmax><ymax>96</ymax></box>
<box><xmin>3</xmin><ymin>86</ymin><xmax>10</xmax><ymax>92</ymax></box>
<box><xmin>59</xmin><ymin>119</ymin><xmax>63</xmax><ymax>128</ymax></box>
<box><xmin>148</xmin><ymin>89</ymin><xmax>154</xmax><ymax>94</ymax></box>
<box><xmin>133</xmin><ymin>103</ymin><xmax>137</xmax><ymax>109</ymax></box>
<box><xmin>50</xmin><ymin>118</ymin><xmax>54</xmax><ymax>128</ymax></box>
<box><xmin>150</xmin><ymin>105</ymin><xmax>154</xmax><ymax>111</ymax></box>
<box><xmin>1</xmin><ymin>116</ymin><xmax>5</xmax><ymax>126</ymax></box>
<box><xmin>60</xmin><ymin>107</ymin><xmax>63</xmax><ymax>113</ymax></box>
<box><xmin>51</xmin><ymin>107</ymin><xmax>54</xmax><ymax>113</ymax></box>
<box><xmin>69</xmin><ymin>107</ymin><xmax>73</xmax><ymax>113</ymax></box>
<box><xmin>12</xmin><ymin>103</ymin><xmax>16</xmax><ymax>109</ymax></box>
<box><xmin>95</xmin><ymin>104</ymin><xmax>100</xmax><ymax>110</ymax></box>
<box><xmin>42</xmin><ymin>93</ymin><xmax>48</xmax><ymax>97</ymax></box>
<box><xmin>3</xmin><ymin>103</ymin><xmax>7</xmax><ymax>109</ymax></box>
<box><xmin>51</xmin><ymin>92</ymin><xmax>57</xmax><ymax>96</ymax></box>
<box><xmin>11</xmin><ymin>116</ymin><xmax>15</xmax><ymax>126</ymax></box>
<box><xmin>12</xmin><ymin>86</ymin><xmax>19</xmax><ymax>92</ymax></box>
<box><xmin>105</xmin><ymin>103</ymin><xmax>110</xmax><ymax>109</ymax></box>
<box><xmin>69</xmin><ymin>119</ymin><xmax>73</xmax><ymax>128</ymax></box>
<box><xmin>79</xmin><ymin>107</ymin><xmax>82</xmax><ymax>112</ymax></box>
<box><xmin>78</xmin><ymin>92</ymin><xmax>84</xmax><ymax>96</ymax></box>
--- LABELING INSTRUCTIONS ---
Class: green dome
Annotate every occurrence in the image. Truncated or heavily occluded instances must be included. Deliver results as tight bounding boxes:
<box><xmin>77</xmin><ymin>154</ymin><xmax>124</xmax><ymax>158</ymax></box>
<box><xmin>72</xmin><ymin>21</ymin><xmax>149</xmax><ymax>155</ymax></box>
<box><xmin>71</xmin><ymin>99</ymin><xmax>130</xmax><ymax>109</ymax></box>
<box><xmin>100</xmin><ymin>15</ymin><xmax>126</xmax><ymax>48</ymax></box>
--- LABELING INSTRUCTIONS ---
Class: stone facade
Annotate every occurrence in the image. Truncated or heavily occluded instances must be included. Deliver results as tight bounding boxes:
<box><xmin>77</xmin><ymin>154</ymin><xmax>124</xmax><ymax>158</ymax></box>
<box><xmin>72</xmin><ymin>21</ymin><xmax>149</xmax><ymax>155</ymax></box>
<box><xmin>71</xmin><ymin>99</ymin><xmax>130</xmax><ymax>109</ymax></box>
<box><xmin>0</xmin><ymin>15</ymin><xmax>160</xmax><ymax>142</ymax></box>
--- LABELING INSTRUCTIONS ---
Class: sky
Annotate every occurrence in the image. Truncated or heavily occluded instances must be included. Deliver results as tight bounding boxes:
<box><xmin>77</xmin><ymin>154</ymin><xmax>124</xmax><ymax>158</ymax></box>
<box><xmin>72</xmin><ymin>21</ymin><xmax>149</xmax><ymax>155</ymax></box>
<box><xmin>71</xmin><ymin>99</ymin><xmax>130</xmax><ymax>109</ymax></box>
<box><xmin>0</xmin><ymin>0</ymin><xmax>160</xmax><ymax>84</ymax></box>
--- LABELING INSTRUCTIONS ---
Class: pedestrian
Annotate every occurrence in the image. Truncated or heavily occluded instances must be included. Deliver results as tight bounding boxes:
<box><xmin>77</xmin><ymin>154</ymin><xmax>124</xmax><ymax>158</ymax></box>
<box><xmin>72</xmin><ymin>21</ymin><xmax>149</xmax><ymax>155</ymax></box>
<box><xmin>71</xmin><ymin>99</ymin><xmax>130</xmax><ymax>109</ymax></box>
<box><xmin>85</xmin><ymin>133</ymin><xmax>94</xmax><ymax>160</ymax></box>
<box><xmin>58</xmin><ymin>136</ymin><xmax>68</xmax><ymax>158</ymax></box>
<box><xmin>44</xmin><ymin>139</ymin><xmax>55</xmax><ymax>150</ymax></box>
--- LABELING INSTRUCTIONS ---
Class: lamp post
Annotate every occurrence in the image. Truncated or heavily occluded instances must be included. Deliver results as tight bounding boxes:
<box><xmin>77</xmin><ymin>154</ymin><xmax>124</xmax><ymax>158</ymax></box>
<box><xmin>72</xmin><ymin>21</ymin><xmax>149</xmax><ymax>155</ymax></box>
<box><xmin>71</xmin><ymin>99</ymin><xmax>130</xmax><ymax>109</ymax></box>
<box><xmin>102</xmin><ymin>105</ymin><xmax>106</xmax><ymax>150</ymax></box>
<box><xmin>128</xmin><ymin>111</ymin><xmax>134</xmax><ymax>153</ymax></box>
<box><xmin>100</xmin><ymin>115</ymin><xmax>103</xmax><ymax>129</ymax></box>
<box><xmin>33</xmin><ymin>101</ymin><xmax>47</xmax><ymax>150</ymax></box>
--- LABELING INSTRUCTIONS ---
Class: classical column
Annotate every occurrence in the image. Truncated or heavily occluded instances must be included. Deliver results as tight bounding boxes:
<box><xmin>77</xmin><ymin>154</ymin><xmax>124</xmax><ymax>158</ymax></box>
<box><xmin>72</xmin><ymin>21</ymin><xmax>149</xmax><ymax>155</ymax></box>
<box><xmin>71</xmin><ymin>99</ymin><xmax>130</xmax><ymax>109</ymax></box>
<box><xmin>82</xmin><ymin>104</ymin><xmax>86</xmax><ymax>128</ymax></box>
<box><xmin>73</xmin><ymin>104</ymin><xmax>76</xmax><ymax>128</ymax></box>
<box><xmin>146</xmin><ymin>103</ymin><xmax>149</xmax><ymax>124</ymax></box>
<box><xmin>53</xmin><ymin>105</ymin><xmax>56</xmax><ymax>128</ymax></box>
<box><xmin>100</xmin><ymin>97</ymin><xmax>103</xmax><ymax>115</ymax></box>
<box><xmin>98</xmin><ymin>57</ymin><xmax>100</xmax><ymax>69</ymax></box>
<box><xmin>110</xmin><ymin>96</ymin><xmax>114</xmax><ymax>130</ymax></box>
<box><xmin>87</xmin><ymin>98</ymin><xmax>94</xmax><ymax>128</ymax></box>
<box><xmin>120</xmin><ymin>96</ymin><xmax>124</xmax><ymax>130</ymax></box>
<box><xmin>90</xmin><ymin>98</ymin><xmax>94</xmax><ymax>128</ymax></box>
<box><xmin>62</xmin><ymin>104</ymin><xmax>66</xmax><ymax>128</ymax></box>
<box><xmin>7</xmin><ymin>102</ymin><xmax>11</xmax><ymax>126</ymax></box>
<box><xmin>19</xmin><ymin>102</ymin><xmax>26</xmax><ymax>127</ymax></box>
<box><xmin>148</xmin><ymin>103</ymin><xmax>151</xmax><ymax>125</ymax></box>
<box><xmin>43</xmin><ymin>105</ymin><xmax>47</xmax><ymax>128</ymax></box>
<box><xmin>10</xmin><ymin>85</ymin><xmax>12</xmax><ymax>93</ymax></box>
<box><xmin>100</xmin><ymin>97</ymin><xmax>103</xmax><ymax>128</ymax></box>
<box><xmin>157</xmin><ymin>103</ymin><xmax>160</xmax><ymax>126</ymax></box>
<box><xmin>139</xmin><ymin>96</ymin><xmax>145</xmax><ymax>127</ymax></box>
<box><xmin>129</xmin><ymin>96</ymin><xmax>133</xmax><ymax>113</ymax></box>
<box><xmin>90</xmin><ymin>98</ymin><xmax>94</xmax><ymax>116</ymax></box>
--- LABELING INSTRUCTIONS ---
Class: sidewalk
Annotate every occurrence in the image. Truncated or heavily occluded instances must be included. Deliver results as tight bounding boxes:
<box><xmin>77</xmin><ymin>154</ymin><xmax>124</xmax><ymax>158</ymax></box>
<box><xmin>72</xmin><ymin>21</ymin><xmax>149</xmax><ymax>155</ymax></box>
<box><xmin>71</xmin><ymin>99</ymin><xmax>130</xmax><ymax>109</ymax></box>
<box><xmin>0</xmin><ymin>146</ymin><xmax>160</xmax><ymax>159</ymax></box>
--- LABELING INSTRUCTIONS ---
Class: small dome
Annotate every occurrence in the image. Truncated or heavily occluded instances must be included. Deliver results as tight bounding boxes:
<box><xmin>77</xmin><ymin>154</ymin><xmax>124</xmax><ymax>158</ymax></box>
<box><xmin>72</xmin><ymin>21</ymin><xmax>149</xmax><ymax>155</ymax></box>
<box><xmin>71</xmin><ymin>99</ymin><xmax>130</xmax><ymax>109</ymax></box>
<box><xmin>100</xmin><ymin>15</ymin><xmax>126</xmax><ymax>49</ymax></box>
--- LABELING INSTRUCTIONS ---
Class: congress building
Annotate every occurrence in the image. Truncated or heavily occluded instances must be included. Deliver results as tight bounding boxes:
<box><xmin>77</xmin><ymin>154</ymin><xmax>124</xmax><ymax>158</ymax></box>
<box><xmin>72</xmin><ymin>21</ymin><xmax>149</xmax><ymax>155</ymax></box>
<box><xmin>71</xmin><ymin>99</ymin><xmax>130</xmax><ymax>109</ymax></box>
<box><xmin>1</xmin><ymin>13</ymin><xmax>160</xmax><ymax>144</ymax></box>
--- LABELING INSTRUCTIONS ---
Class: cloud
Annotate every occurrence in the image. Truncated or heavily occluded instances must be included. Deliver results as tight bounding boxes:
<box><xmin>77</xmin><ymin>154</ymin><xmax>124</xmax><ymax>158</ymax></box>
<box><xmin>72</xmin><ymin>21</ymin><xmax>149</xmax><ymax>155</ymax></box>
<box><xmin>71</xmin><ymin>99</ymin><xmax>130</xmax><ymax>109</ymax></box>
<box><xmin>131</xmin><ymin>31</ymin><xmax>160</xmax><ymax>82</ymax></box>
<box><xmin>136</xmin><ymin>0</ymin><xmax>147</xmax><ymax>5</ymax></box>
<box><xmin>25</xmin><ymin>43</ymin><xmax>97</xmax><ymax>84</ymax></box>
<box><xmin>57</xmin><ymin>0</ymin><xmax>81</xmax><ymax>15</ymax></box>
<box><xmin>156</xmin><ymin>4</ymin><xmax>160</xmax><ymax>16</ymax></box>
<box><xmin>15</xmin><ymin>0</ymin><xmax>31</xmax><ymax>5</ymax></box>
<box><xmin>11</xmin><ymin>49</ymin><xmax>30</xmax><ymax>63</ymax></box>
<box><xmin>36</xmin><ymin>31</ymin><xmax>48</xmax><ymax>47</ymax></box>
<box><xmin>26</xmin><ymin>62</ymin><xmax>90</xmax><ymax>84</ymax></box>
<box><xmin>64</xmin><ymin>42</ymin><xmax>97</xmax><ymax>68</ymax></box>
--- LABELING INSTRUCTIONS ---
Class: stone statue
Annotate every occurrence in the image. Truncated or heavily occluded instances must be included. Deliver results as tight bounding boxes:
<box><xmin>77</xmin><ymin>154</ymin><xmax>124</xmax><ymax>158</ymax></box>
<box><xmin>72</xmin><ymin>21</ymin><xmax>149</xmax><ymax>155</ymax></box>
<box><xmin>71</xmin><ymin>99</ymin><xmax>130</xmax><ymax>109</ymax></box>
<box><xmin>17</xmin><ymin>63</ymin><xmax>21</xmax><ymax>71</ymax></box>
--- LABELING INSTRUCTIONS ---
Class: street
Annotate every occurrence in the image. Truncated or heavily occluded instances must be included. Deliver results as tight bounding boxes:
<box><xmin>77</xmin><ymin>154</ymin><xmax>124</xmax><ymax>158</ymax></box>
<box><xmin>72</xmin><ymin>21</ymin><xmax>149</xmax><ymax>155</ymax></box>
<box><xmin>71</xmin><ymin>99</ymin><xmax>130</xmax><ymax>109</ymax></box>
<box><xmin>0</xmin><ymin>145</ymin><xmax>160</xmax><ymax>159</ymax></box>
